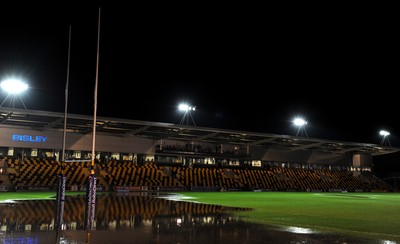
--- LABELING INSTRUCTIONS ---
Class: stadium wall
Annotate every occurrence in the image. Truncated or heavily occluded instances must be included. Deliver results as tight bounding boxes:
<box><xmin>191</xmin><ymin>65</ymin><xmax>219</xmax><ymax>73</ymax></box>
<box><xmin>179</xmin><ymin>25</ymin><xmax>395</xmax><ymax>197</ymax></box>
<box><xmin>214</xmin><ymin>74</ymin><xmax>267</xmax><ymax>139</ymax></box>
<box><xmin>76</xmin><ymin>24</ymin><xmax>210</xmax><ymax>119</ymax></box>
<box><xmin>0</xmin><ymin>125</ymin><xmax>372</xmax><ymax>169</ymax></box>
<box><xmin>0</xmin><ymin>126</ymin><xmax>155</xmax><ymax>154</ymax></box>
<box><xmin>251</xmin><ymin>146</ymin><xmax>352</xmax><ymax>166</ymax></box>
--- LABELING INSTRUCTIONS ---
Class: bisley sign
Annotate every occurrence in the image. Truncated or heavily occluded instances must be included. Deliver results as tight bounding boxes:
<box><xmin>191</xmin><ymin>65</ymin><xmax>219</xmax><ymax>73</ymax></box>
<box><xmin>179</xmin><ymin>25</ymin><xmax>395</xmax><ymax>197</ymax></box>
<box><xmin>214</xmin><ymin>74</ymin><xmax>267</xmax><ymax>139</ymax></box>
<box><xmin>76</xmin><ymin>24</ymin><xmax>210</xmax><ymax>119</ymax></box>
<box><xmin>12</xmin><ymin>134</ymin><xmax>48</xmax><ymax>143</ymax></box>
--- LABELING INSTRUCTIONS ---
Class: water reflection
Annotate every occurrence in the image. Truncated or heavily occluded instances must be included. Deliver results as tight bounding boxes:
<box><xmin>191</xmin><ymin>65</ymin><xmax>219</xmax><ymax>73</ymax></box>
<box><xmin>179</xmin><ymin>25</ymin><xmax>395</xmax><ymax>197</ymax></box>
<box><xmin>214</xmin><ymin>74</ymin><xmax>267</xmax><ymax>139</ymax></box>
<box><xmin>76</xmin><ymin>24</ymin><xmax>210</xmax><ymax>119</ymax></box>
<box><xmin>283</xmin><ymin>226</ymin><xmax>316</xmax><ymax>234</ymax></box>
<box><xmin>0</xmin><ymin>193</ymin><xmax>394</xmax><ymax>244</ymax></box>
<box><xmin>0</xmin><ymin>193</ymin><xmax>252</xmax><ymax>243</ymax></box>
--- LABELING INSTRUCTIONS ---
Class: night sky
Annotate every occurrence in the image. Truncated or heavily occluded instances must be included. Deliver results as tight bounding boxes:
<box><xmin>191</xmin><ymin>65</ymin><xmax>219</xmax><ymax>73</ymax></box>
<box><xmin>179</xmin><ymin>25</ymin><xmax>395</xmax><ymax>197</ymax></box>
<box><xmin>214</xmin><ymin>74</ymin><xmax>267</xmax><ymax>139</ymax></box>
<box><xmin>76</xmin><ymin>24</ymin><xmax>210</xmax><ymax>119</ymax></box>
<box><xmin>1</xmin><ymin>4</ymin><xmax>399</xmax><ymax>171</ymax></box>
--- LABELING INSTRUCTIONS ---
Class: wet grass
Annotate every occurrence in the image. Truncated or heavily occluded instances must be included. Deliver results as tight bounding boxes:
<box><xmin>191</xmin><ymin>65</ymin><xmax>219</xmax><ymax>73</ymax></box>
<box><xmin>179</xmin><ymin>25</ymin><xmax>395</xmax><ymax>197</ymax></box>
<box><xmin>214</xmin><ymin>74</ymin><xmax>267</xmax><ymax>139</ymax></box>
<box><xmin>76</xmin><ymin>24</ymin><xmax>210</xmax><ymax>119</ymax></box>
<box><xmin>0</xmin><ymin>191</ymin><xmax>85</xmax><ymax>202</ymax></box>
<box><xmin>179</xmin><ymin>191</ymin><xmax>400</xmax><ymax>242</ymax></box>
<box><xmin>1</xmin><ymin>191</ymin><xmax>399</xmax><ymax>242</ymax></box>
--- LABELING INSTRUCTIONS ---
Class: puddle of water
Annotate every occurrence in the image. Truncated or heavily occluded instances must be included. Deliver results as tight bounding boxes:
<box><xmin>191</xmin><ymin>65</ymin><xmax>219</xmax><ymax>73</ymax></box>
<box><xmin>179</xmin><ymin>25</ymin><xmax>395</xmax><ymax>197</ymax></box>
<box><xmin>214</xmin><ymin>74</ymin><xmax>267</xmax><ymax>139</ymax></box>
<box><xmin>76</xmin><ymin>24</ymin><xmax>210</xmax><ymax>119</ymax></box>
<box><xmin>0</xmin><ymin>193</ymin><xmax>397</xmax><ymax>244</ymax></box>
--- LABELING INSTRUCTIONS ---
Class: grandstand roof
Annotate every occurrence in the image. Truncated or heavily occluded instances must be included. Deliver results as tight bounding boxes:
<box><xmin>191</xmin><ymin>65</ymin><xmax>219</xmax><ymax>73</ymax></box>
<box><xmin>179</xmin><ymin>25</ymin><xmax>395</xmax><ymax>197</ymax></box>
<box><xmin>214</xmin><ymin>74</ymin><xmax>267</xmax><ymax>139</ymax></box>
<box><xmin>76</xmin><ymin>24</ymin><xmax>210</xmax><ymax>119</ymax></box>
<box><xmin>1</xmin><ymin>107</ymin><xmax>399</xmax><ymax>156</ymax></box>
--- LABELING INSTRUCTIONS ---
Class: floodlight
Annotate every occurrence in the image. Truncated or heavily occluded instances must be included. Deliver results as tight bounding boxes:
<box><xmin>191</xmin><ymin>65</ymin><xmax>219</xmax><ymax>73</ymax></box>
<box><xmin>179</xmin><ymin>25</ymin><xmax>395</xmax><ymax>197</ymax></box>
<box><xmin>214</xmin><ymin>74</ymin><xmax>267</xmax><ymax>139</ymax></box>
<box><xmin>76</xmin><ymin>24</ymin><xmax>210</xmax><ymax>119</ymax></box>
<box><xmin>179</xmin><ymin>103</ymin><xmax>195</xmax><ymax>112</ymax></box>
<box><xmin>178</xmin><ymin>103</ymin><xmax>196</xmax><ymax>126</ymax></box>
<box><xmin>293</xmin><ymin>117</ymin><xmax>308</xmax><ymax>137</ymax></box>
<box><xmin>379</xmin><ymin>130</ymin><xmax>390</xmax><ymax>137</ymax></box>
<box><xmin>0</xmin><ymin>78</ymin><xmax>29</xmax><ymax>109</ymax></box>
<box><xmin>1</xmin><ymin>79</ymin><xmax>28</xmax><ymax>94</ymax></box>
<box><xmin>379</xmin><ymin>130</ymin><xmax>391</xmax><ymax>146</ymax></box>
<box><xmin>293</xmin><ymin>118</ymin><xmax>307</xmax><ymax>127</ymax></box>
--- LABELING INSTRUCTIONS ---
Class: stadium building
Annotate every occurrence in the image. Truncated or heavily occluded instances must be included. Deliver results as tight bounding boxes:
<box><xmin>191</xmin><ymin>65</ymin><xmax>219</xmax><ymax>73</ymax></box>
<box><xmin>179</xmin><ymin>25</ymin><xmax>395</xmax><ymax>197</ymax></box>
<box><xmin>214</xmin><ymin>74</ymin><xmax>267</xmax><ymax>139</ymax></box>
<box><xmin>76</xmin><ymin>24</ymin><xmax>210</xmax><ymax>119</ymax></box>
<box><xmin>1</xmin><ymin>107</ymin><xmax>399</xmax><ymax>192</ymax></box>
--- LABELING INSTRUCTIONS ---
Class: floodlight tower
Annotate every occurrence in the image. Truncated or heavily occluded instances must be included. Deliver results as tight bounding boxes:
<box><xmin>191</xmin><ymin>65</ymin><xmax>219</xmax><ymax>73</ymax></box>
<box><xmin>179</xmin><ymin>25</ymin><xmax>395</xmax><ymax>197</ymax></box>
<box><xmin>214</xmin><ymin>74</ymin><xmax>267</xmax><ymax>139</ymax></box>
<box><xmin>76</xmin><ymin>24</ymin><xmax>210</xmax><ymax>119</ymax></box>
<box><xmin>0</xmin><ymin>78</ymin><xmax>29</xmax><ymax>109</ymax></box>
<box><xmin>293</xmin><ymin>117</ymin><xmax>308</xmax><ymax>137</ymax></box>
<box><xmin>379</xmin><ymin>130</ymin><xmax>391</xmax><ymax>146</ymax></box>
<box><xmin>179</xmin><ymin>103</ymin><xmax>196</xmax><ymax>126</ymax></box>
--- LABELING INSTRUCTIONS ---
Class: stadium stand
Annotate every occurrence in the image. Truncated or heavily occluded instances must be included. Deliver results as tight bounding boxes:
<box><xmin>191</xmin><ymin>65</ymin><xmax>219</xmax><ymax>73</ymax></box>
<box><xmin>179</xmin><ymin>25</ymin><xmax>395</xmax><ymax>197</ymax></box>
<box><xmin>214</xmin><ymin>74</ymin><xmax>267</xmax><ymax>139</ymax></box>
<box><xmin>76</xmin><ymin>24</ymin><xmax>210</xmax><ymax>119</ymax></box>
<box><xmin>1</xmin><ymin>158</ymin><xmax>395</xmax><ymax>192</ymax></box>
<box><xmin>0</xmin><ymin>107</ymin><xmax>399</xmax><ymax>192</ymax></box>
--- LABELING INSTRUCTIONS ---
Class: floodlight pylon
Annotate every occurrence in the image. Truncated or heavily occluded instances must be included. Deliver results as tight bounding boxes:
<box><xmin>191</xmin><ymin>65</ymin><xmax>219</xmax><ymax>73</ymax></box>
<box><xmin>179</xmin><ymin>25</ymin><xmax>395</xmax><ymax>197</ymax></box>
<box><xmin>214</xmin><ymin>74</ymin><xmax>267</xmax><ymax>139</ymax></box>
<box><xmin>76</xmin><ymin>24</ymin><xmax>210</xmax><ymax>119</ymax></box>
<box><xmin>293</xmin><ymin>117</ymin><xmax>308</xmax><ymax>137</ymax></box>
<box><xmin>379</xmin><ymin>130</ymin><xmax>391</xmax><ymax>147</ymax></box>
<box><xmin>179</xmin><ymin>103</ymin><xmax>196</xmax><ymax>126</ymax></box>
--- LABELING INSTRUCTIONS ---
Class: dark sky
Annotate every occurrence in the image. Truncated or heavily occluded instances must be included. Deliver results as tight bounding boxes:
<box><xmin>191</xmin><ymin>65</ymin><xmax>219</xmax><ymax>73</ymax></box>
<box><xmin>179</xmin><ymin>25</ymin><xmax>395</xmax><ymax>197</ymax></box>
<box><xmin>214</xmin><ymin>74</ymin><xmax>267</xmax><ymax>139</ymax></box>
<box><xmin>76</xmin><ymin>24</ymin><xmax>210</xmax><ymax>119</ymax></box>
<box><xmin>1</xmin><ymin>3</ymin><xmax>399</xmax><ymax>167</ymax></box>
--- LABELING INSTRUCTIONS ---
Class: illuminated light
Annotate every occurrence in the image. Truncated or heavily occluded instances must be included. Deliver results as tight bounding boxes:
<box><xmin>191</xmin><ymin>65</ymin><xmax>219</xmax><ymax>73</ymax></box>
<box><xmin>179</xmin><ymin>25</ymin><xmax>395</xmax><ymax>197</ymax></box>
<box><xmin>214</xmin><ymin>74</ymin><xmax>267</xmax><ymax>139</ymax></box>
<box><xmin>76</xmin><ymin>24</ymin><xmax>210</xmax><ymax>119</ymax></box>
<box><xmin>379</xmin><ymin>130</ymin><xmax>391</xmax><ymax>146</ymax></box>
<box><xmin>380</xmin><ymin>240</ymin><xmax>396</xmax><ymax>244</ymax></box>
<box><xmin>179</xmin><ymin>103</ymin><xmax>189</xmax><ymax>111</ymax></box>
<box><xmin>293</xmin><ymin>117</ymin><xmax>308</xmax><ymax>137</ymax></box>
<box><xmin>293</xmin><ymin>117</ymin><xmax>307</xmax><ymax>126</ymax></box>
<box><xmin>179</xmin><ymin>103</ymin><xmax>195</xmax><ymax>111</ymax></box>
<box><xmin>0</xmin><ymin>78</ymin><xmax>29</xmax><ymax>109</ymax></box>
<box><xmin>1</xmin><ymin>79</ymin><xmax>28</xmax><ymax>94</ymax></box>
<box><xmin>283</xmin><ymin>226</ymin><xmax>316</xmax><ymax>234</ymax></box>
<box><xmin>178</xmin><ymin>103</ymin><xmax>196</xmax><ymax>126</ymax></box>
<box><xmin>379</xmin><ymin>130</ymin><xmax>390</xmax><ymax>136</ymax></box>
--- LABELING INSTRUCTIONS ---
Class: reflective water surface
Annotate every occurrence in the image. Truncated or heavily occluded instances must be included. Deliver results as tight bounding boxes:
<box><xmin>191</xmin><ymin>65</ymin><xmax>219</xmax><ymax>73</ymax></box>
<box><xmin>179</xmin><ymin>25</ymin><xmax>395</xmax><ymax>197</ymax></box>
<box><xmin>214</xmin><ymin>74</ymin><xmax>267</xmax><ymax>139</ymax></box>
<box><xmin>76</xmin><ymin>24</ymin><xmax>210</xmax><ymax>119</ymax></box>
<box><xmin>0</xmin><ymin>193</ymin><xmax>395</xmax><ymax>243</ymax></box>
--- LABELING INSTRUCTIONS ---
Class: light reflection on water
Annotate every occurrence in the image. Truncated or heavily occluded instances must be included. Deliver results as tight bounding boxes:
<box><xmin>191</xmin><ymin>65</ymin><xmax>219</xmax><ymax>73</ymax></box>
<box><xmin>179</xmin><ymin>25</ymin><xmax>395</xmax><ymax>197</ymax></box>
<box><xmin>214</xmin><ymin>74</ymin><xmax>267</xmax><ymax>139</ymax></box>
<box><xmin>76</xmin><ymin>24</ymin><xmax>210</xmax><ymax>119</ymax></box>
<box><xmin>283</xmin><ymin>226</ymin><xmax>316</xmax><ymax>234</ymax></box>
<box><xmin>0</xmin><ymin>193</ymin><xmax>397</xmax><ymax>244</ymax></box>
<box><xmin>381</xmin><ymin>241</ymin><xmax>397</xmax><ymax>244</ymax></box>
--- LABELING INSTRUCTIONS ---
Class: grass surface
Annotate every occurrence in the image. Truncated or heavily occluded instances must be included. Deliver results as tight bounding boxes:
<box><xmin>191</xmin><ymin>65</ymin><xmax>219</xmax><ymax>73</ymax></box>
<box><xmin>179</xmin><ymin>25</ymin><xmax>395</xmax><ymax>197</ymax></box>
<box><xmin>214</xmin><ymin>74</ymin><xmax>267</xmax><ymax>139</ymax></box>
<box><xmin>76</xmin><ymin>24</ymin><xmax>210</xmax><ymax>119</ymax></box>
<box><xmin>0</xmin><ymin>191</ymin><xmax>84</xmax><ymax>202</ymax></box>
<box><xmin>1</xmin><ymin>191</ymin><xmax>399</xmax><ymax>242</ymax></box>
<box><xmin>178</xmin><ymin>192</ymin><xmax>400</xmax><ymax>242</ymax></box>
<box><xmin>0</xmin><ymin>192</ymin><xmax>57</xmax><ymax>201</ymax></box>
